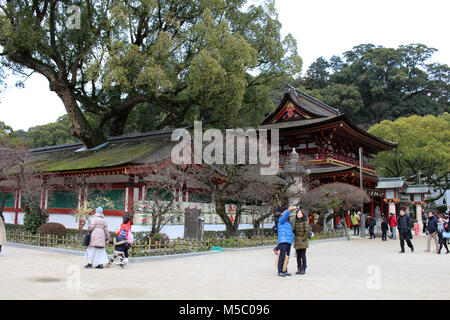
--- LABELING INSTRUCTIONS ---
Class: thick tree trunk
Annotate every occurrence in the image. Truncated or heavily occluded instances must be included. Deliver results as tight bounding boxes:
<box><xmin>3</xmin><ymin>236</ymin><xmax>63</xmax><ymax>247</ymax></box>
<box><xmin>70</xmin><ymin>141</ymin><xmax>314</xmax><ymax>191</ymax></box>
<box><xmin>340</xmin><ymin>211</ymin><xmax>351</xmax><ymax>240</ymax></box>
<box><xmin>109</xmin><ymin>106</ymin><xmax>134</xmax><ymax>137</ymax></box>
<box><xmin>6</xmin><ymin>51</ymin><xmax>106</xmax><ymax>149</ymax></box>
<box><xmin>252</xmin><ymin>212</ymin><xmax>272</xmax><ymax>235</ymax></box>
<box><xmin>215</xmin><ymin>198</ymin><xmax>236</xmax><ymax>238</ymax></box>
<box><xmin>50</xmin><ymin>81</ymin><xmax>105</xmax><ymax>148</ymax></box>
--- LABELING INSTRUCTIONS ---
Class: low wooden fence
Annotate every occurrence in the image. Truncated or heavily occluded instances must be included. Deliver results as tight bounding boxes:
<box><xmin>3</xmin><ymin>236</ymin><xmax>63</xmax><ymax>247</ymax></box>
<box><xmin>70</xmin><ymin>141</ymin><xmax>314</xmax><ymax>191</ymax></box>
<box><xmin>5</xmin><ymin>230</ymin><xmax>85</xmax><ymax>250</ymax></box>
<box><xmin>5</xmin><ymin>229</ymin><xmax>345</xmax><ymax>258</ymax></box>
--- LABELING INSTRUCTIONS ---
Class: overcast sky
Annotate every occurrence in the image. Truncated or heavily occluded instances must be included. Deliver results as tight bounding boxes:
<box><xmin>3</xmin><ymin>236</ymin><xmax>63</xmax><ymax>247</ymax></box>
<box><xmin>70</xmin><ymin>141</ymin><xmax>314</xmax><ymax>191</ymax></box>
<box><xmin>0</xmin><ymin>0</ymin><xmax>449</xmax><ymax>131</ymax></box>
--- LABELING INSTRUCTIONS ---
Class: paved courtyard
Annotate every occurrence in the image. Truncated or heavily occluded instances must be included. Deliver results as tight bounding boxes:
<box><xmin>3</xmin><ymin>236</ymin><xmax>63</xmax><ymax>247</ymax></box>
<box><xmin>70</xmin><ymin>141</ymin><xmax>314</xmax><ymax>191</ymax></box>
<box><xmin>0</xmin><ymin>235</ymin><xmax>449</xmax><ymax>300</ymax></box>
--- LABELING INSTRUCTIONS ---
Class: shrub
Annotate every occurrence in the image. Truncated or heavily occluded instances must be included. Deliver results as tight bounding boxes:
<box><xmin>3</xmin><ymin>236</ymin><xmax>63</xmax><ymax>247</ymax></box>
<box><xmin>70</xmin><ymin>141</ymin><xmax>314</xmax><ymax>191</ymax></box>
<box><xmin>23</xmin><ymin>209</ymin><xmax>48</xmax><ymax>234</ymax></box>
<box><xmin>37</xmin><ymin>222</ymin><xmax>67</xmax><ymax>238</ymax></box>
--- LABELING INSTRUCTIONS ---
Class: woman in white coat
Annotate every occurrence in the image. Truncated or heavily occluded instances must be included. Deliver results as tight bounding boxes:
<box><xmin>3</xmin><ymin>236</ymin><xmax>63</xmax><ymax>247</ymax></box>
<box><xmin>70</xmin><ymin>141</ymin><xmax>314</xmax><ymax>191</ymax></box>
<box><xmin>85</xmin><ymin>207</ymin><xmax>110</xmax><ymax>269</ymax></box>
<box><xmin>0</xmin><ymin>215</ymin><xmax>7</xmax><ymax>253</ymax></box>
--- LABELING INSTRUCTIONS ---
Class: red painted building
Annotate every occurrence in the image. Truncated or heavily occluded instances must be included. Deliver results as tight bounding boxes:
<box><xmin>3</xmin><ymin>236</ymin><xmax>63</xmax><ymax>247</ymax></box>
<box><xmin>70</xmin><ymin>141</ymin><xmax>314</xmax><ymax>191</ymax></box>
<box><xmin>0</xmin><ymin>87</ymin><xmax>397</xmax><ymax>230</ymax></box>
<box><xmin>260</xmin><ymin>87</ymin><xmax>398</xmax><ymax>225</ymax></box>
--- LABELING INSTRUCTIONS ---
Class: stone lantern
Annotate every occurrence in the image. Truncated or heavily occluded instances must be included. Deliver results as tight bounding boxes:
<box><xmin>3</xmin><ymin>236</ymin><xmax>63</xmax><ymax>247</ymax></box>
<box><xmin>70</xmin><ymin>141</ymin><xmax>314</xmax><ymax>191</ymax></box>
<box><xmin>284</xmin><ymin>148</ymin><xmax>309</xmax><ymax>206</ymax></box>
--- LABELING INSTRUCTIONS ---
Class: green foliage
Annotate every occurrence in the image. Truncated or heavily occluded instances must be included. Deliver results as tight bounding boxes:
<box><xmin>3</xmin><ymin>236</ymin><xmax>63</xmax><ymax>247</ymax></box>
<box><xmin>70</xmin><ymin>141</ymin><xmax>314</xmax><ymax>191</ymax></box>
<box><xmin>0</xmin><ymin>116</ymin><xmax>77</xmax><ymax>148</ymax></box>
<box><xmin>0</xmin><ymin>121</ymin><xmax>27</xmax><ymax>147</ymax></box>
<box><xmin>298</xmin><ymin>43</ymin><xmax>449</xmax><ymax>127</ymax></box>
<box><xmin>368</xmin><ymin>113</ymin><xmax>450</xmax><ymax>198</ymax></box>
<box><xmin>26</xmin><ymin>116</ymin><xmax>77</xmax><ymax>148</ymax></box>
<box><xmin>303</xmin><ymin>57</ymin><xmax>330</xmax><ymax>89</ymax></box>
<box><xmin>319</xmin><ymin>84</ymin><xmax>363</xmax><ymax>119</ymax></box>
<box><xmin>23</xmin><ymin>208</ymin><xmax>48</xmax><ymax>234</ymax></box>
<box><xmin>0</xmin><ymin>121</ymin><xmax>12</xmax><ymax>136</ymax></box>
<box><xmin>0</xmin><ymin>0</ymin><xmax>302</xmax><ymax>147</ymax></box>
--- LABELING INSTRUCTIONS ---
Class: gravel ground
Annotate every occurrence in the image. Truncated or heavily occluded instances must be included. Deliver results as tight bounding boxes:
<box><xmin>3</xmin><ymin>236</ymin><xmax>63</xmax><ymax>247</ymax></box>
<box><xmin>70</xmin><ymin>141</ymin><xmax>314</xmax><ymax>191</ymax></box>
<box><xmin>1</xmin><ymin>235</ymin><xmax>449</xmax><ymax>300</ymax></box>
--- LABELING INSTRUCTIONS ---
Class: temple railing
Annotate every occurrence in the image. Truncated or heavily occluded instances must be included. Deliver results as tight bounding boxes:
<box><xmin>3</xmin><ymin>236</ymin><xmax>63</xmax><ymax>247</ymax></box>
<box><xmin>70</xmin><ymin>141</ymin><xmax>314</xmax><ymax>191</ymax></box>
<box><xmin>303</xmin><ymin>152</ymin><xmax>376</xmax><ymax>173</ymax></box>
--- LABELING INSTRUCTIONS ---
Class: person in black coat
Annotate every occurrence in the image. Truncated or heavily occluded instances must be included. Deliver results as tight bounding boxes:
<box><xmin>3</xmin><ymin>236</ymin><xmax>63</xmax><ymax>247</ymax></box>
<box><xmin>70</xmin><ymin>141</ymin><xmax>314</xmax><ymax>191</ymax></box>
<box><xmin>426</xmin><ymin>212</ymin><xmax>439</xmax><ymax>253</ymax></box>
<box><xmin>397</xmin><ymin>210</ymin><xmax>414</xmax><ymax>253</ymax></box>
<box><xmin>381</xmin><ymin>219</ymin><xmax>389</xmax><ymax>241</ymax></box>
<box><xmin>367</xmin><ymin>216</ymin><xmax>376</xmax><ymax>239</ymax></box>
<box><xmin>422</xmin><ymin>212</ymin><xmax>428</xmax><ymax>234</ymax></box>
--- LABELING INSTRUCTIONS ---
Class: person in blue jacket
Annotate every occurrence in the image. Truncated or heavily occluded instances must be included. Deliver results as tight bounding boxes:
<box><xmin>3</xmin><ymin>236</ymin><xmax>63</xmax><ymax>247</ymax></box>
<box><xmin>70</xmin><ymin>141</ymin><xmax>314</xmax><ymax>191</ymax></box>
<box><xmin>277</xmin><ymin>205</ymin><xmax>296</xmax><ymax>277</ymax></box>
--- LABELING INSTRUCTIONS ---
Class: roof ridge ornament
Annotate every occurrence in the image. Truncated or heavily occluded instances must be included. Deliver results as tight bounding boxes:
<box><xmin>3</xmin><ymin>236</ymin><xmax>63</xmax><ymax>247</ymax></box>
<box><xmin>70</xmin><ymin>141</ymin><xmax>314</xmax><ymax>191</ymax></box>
<box><xmin>75</xmin><ymin>142</ymin><xmax>109</xmax><ymax>153</ymax></box>
<box><xmin>286</xmin><ymin>83</ymin><xmax>298</xmax><ymax>97</ymax></box>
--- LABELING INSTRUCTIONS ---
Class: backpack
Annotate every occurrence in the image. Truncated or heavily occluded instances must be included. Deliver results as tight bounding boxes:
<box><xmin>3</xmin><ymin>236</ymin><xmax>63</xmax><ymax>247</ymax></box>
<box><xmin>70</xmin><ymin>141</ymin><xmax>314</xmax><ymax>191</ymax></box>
<box><xmin>116</xmin><ymin>229</ymin><xmax>130</xmax><ymax>250</ymax></box>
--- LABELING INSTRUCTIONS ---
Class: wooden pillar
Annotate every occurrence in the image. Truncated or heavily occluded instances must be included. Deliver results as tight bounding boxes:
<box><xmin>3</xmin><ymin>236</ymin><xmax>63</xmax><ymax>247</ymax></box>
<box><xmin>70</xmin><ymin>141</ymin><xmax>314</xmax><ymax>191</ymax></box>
<box><xmin>346</xmin><ymin>210</ymin><xmax>350</xmax><ymax>228</ymax></box>
<box><xmin>126</xmin><ymin>175</ymin><xmax>137</xmax><ymax>213</ymax></box>
<box><xmin>14</xmin><ymin>190</ymin><xmax>19</xmax><ymax>225</ymax></box>
<box><xmin>370</xmin><ymin>197</ymin><xmax>374</xmax><ymax>217</ymax></box>
<box><xmin>127</xmin><ymin>187</ymin><xmax>134</xmax><ymax>214</ymax></box>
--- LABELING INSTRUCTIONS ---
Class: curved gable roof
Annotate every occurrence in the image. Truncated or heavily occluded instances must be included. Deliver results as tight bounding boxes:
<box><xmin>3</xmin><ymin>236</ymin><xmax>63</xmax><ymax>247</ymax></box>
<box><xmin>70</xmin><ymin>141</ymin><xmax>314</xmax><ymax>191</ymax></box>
<box><xmin>261</xmin><ymin>87</ymin><xmax>340</xmax><ymax>125</ymax></box>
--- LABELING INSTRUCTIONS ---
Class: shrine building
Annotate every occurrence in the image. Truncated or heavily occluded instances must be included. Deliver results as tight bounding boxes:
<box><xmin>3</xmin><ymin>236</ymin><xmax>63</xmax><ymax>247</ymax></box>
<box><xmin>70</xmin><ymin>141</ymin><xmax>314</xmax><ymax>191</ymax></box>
<box><xmin>259</xmin><ymin>86</ymin><xmax>398</xmax><ymax>224</ymax></box>
<box><xmin>0</xmin><ymin>87</ymin><xmax>398</xmax><ymax>230</ymax></box>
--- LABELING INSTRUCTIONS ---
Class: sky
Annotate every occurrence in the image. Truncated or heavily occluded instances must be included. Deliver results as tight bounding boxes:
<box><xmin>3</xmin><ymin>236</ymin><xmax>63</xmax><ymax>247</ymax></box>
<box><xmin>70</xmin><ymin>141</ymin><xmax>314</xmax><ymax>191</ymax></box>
<box><xmin>0</xmin><ymin>0</ymin><xmax>449</xmax><ymax>131</ymax></box>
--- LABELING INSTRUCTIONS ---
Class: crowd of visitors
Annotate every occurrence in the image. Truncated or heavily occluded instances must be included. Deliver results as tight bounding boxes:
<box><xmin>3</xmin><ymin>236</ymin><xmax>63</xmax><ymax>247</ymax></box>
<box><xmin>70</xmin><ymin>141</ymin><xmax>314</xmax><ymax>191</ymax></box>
<box><xmin>272</xmin><ymin>205</ymin><xmax>449</xmax><ymax>277</ymax></box>
<box><xmin>347</xmin><ymin>209</ymin><xmax>450</xmax><ymax>254</ymax></box>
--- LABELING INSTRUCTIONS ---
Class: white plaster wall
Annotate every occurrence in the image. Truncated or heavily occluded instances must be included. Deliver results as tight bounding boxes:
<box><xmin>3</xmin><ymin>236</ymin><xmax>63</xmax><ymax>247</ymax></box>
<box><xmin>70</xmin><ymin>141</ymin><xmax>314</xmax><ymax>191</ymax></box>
<box><xmin>2</xmin><ymin>210</ymin><xmax>17</xmax><ymax>224</ymax></box>
<box><xmin>47</xmin><ymin>214</ymin><xmax>78</xmax><ymax>229</ymax></box>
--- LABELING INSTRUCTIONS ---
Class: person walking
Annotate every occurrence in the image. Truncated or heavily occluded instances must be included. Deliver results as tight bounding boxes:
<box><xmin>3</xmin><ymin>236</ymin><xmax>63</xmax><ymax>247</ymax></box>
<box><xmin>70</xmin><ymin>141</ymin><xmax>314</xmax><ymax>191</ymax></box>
<box><xmin>276</xmin><ymin>205</ymin><xmax>295</xmax><ymax>277</ymax></box>
<box><xmin>0</xmin><ymin>215</ymin><xmax>6</xmax><ymax>253</ymax></box>
<box><xmin>425</xmin><ymin>211</ymin><xmax>439</xmax><ymax>253</ymax></box>
<box><xmin>388</xmin><ymin>214</ymin><xmax>398</xmax><ymax>240</ymax></box>
<box><xmin>422</xmin><ymin>211</ymin><xmax>428</xmax><ymax>234</ymax></box>
<box><xmin>115</xmin><ymin>214</ymin><xmax>133</xmax><ymax>265</ymax></box>
<box><xmin>437</xmin><ymin>216</ymin><xmax>449</xmax><ymax>254</ymax></box>
<box><xmin>85</xmin><ymin>207</ymin><xmax>110</xmax><ymax>269</ymax></box>
<box><xmin>381</xmin><ymin>218</ymin><xmax>389</xmax><ymax>241</ymax></box>
<box><xmin>290</xmin><ymin>209</ymin><xmax>310</xmax><ymax>275</ymax></box>
<box><xmin>351</xmin><ymin>212</ymin><xmax>360</xmax><ymax>236</ymax></box>
<box><xmin>397</xmin><ymin>210</ymin><xmax>414</xmax><ymax>253</ymax></box>
<box><xmin>106</xmin><ymin>227</ymin><xmax>129</xmax><ymax>268</ymax></box>
<box><xmin>368</xmin><ymin>216</ymin><xmax>376</xmax><ymax>239</ymax></box>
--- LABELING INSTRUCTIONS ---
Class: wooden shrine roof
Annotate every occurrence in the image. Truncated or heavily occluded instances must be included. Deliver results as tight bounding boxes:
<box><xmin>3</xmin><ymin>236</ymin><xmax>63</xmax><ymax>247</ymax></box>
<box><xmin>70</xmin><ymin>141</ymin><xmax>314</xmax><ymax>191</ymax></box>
<box><xmin>261</xmin><ymin>87</ymin><xmax>340</xmax><ymax>124</ymax></box>
<box><xmin>259</xmin><ymin>87</ymin><xmax>398</xmax><ymax>152</ymax></box>
<box><xmin>26</xmin><ymin>129</ymin><xmax>179</xmax><ymax>174</ymax></box>
<box><xmin>375</xmin><ymin>177</ymin><xmax>405</xmax><ymax>189</ymax></box>
<box><xmin>405</xmin><ymin>184</ymin><xmax>430</xmax><ymax>194</ymax></box>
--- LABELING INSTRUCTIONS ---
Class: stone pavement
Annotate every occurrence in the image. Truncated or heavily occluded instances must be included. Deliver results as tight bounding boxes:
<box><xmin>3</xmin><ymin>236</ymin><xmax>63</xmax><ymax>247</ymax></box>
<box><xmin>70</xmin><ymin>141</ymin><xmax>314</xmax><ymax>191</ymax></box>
<box><xmin>0</xmin><ymin>235</ymin><xmax>449</xmax><ymax>300</ymax></box>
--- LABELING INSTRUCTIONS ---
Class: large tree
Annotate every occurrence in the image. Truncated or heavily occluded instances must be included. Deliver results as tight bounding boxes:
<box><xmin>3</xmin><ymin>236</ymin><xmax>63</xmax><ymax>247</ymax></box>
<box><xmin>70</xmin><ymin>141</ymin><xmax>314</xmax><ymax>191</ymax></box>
<box><xmin>299</xmin><ymin>43</ymin><xmax>450</xmax><ymax>128</ymax></box>
<box><xmin>368</xmin><ymin>113</ymin><xmax>450</xmax><ymax>201</ymax></box>
<box><xmin>0</xmin><ymin>0</ymin><xmax>302</xmax><ymax>148</ymax></box>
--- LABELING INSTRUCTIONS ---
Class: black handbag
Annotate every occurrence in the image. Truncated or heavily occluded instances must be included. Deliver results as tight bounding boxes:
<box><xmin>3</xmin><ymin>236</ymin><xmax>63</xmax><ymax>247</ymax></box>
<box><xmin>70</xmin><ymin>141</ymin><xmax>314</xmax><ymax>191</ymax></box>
<box><xmin>83</xmin><ymin>232</ymin><xmax>91</xmax><ymax>247</ymax></box>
